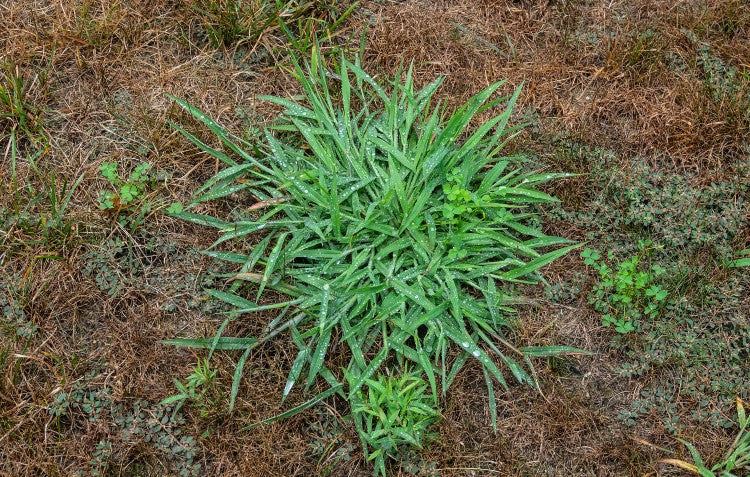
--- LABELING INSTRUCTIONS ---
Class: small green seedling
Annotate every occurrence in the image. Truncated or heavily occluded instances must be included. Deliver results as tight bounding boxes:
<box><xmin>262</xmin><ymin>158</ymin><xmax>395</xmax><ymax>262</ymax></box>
<box><xmin>582</xmin><ymin>240</ymin><xmax>669</xmax><ymax>334</ymax></box>
<box><xmin>161</xmin><ymin>358</ymin><xmax>218</xmax><ymax>417</ymax></box>
<box><xmin>442</xmin><ymin>167</ymin><xmax>491</xmax><ymax>220</ymax></box>
<box><xmin>97</xmin><ymin>161</ymin><xmax>172</xmax><ymax>230</ymax></box>
<box><xmin>97</xmin><ymin>162</ymin><xmax>152</xmax><ymax>210</ymax></box>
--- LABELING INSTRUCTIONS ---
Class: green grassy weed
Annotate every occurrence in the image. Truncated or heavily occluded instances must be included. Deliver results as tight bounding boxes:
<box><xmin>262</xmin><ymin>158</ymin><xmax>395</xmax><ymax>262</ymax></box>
<box><xmin>167</xmin><ymin>52</ymin><xmax>583</xmax><ymax>472</ymax></box>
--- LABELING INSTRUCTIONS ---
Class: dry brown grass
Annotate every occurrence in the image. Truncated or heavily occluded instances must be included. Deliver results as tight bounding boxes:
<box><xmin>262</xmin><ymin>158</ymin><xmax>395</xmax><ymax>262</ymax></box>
<box><xmin>365</xmin><ymin>0</ymin><xmax>750</xmax><ymax>169</ymax></box>
<box><xmin>1</xmin><ymin>0</ymin><xmax>747</xmax><ymax>475</ymax></box>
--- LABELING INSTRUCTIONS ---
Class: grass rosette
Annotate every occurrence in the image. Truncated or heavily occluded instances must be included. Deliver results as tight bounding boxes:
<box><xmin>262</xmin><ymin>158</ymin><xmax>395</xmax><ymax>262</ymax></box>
<box><xmin>166</xmin><ymin>52</ymin><xmax>583</xmax><ymax>471</ymax></box>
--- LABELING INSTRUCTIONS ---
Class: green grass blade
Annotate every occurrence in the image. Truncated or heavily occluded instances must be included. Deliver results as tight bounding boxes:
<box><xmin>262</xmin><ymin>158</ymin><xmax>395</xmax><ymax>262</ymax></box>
<box><xmin>502</xmin><ymin>243</ymin><xmax>582</xmax><ymax>280</ymax></box>
<box><xmin>245</xmin><ymin>384</ymin><xmax>344</xmax><ymax>430</ymax></box>
<box><xmin>520</xmin><ymin>346</ymin><xmax>592</xmax><ymax>357</ymax></box>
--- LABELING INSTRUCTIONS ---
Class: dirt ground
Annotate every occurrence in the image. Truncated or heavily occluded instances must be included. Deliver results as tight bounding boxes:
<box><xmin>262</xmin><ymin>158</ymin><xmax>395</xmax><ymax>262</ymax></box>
<box><xmin>1</xmin><ymin>0</ymin><xmax>748</xmax><ymax>476</ymax></box>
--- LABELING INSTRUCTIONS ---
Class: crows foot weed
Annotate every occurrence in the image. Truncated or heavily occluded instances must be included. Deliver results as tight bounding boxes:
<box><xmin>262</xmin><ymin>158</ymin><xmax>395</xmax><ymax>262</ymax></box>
<box><xmin>166</xmin><ymin>51</ymin><xmax>583</xmax><ymax>473</ymax></box>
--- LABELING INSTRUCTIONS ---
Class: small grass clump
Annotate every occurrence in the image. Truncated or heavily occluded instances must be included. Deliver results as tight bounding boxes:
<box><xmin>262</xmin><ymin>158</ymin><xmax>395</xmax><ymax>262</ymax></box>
<box><xmin>189</xmin><ymin>0</ymin><xmax>356</xmax><ymax>50</ymax></box>
<box><xmin>1</xmin><ymin>143</ymin><xmax>83</xmax><ymax>258</ymax></box>
<box><xmin>168</xmin><ymin>52</ymin><xmax>582</xmax><ymax>471</ymax></box>
<box><xmin>350</xmin><ymin>372</ymin><xmax>439</xmax><ymax>476</ymax></box>
<box><xmin>0</xmin><ymin>62</ymin><xmax>45</xmax><ymax>146</ymax></box>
